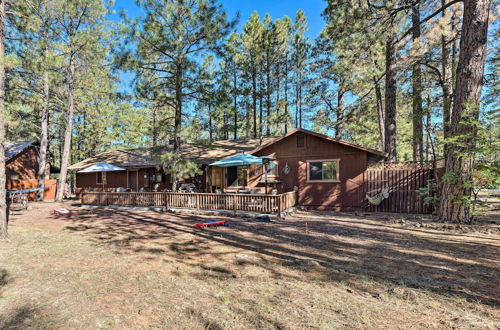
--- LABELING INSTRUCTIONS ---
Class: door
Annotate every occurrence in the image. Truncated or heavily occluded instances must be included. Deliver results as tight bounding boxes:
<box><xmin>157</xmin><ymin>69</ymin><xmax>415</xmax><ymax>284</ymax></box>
<box><xmin>128</xmin><ymin>170</ymin><xmax>138</xmax><ymax>191</ymax></box>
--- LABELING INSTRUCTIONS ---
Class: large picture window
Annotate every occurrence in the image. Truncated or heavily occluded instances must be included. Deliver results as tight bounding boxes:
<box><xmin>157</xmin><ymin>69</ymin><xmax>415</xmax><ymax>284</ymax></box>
<box><xmin>307</xmin><ymin>160</ymin><xmax>339</xmax><ymax>182</ymax></box>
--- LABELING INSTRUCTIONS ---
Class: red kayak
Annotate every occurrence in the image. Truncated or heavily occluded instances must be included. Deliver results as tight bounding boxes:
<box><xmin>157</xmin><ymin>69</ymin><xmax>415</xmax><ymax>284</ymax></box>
<box><xmin>192</xmin><ymin>220</ymin><xmax>228</xmax><ymax>228</ymax></box>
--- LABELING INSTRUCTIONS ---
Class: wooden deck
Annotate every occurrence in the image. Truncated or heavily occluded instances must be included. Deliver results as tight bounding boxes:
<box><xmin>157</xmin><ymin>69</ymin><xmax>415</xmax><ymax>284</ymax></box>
<box><xmin>81</xmin><ymin>191</ymin><xmax>297</xmax><ymax>214</ymax></box>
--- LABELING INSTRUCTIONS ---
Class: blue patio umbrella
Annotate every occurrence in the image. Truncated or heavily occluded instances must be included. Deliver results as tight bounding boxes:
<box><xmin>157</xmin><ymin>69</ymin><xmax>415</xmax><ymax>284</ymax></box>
<box><xmin>209</xmin><ymin>153</ymin><xmax>263</xmax><ymax>167</ymax></box>
<box><xmin>78</xmin><ymin>162</ymin><xmax>125</xmax><ymax>173</ymax></box>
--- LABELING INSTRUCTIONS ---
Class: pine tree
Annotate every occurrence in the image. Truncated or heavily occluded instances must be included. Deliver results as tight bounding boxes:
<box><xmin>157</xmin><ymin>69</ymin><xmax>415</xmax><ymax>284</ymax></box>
<box><xmin>124</xmin><ymin>0</ymin><xmax>234</xmax><ymax>150</ymax></box>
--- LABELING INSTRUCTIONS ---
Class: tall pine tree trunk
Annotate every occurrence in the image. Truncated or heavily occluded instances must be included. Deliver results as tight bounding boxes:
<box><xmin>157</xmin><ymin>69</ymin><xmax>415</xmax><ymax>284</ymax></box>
<box><xmin>252</xmin><ymin>67</ymin><xmax>257</xmax><ymax>138</ymax></box>
<box><xmin>56</xmin><ymin>57</ymin><xmax>75</xmax><ymax>201</ymax></box>
<box><xmin>442</xmin><ymin>0</ymin><xmax>453</xmax><ymax>156</ymax></box>
<box><xmin>284</xmin><ymin>56</ymin><xmax>289</xmax><ymax>133</ymax></box>
<box><xmin>38</xmin><ymin>72</ymin><xmax>50</xmax><ymax>200</ymax></box>
<box><xmin>266</xmin><ymin>57</ymin><xmax>271</xmax><ymax>136</ymax></box>
<box><xmin>412</xmin><ymin>3</ymin><xmax>424</xmax><ymax>162</ymax></box>
<box><xmin>259</xmin><ymin>73</ymin><xmax>263</xmax><ymax>137</ymax></box>
<box><xmin>439</xmin><ymin>0</ymin><xmax>491</xmax><ymax>223</ymax></box>
<box><xmin>0</xmin><ymin>0</ymin><xmax>8</xmax><ymax>239</ymax></box>
<box><xmin>374</xmin><ymin>77</ymin><xmax>385</xmax><ymax>151</ymax></box>
<box><xmin>384</xmin><ymin>37</ymin><xmax>397</xmax><ymax>161</ymax></box>
<box><xmin>335</xmin><ymin>88</ymin><xmax>344</xmax><ymax>139</ymax></box>
<box><xmin>299</xmin><ymin>73</ymin><xmax>303</xmax><ymax>128</ymax></box>
<box><xmin>233</xmin><ymin>68</ymin><xmax>237</xmax><ymax>140</ymax></box>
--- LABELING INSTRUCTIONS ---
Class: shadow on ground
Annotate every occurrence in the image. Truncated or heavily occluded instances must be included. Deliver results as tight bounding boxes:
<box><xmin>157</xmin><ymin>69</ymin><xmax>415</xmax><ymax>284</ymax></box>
<box><xmin>60</xmin><ymin>208</ymin><xmax>500</xmax><ymax>306</ymax></box>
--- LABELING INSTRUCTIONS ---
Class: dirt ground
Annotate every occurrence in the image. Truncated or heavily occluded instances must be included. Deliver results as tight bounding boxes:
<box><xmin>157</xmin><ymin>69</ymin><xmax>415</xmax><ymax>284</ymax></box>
<box><xmin>0</xmin><ymin>202</ymin><xmax>499</xmax><ymax>329</ymax></box>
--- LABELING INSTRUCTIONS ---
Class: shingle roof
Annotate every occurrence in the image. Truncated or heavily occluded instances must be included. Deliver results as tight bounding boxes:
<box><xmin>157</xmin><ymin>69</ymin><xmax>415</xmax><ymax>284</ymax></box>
<box><xmin>68</xmin><ymin>137</ymin><xmax>277</xmax><ymax>171</ymax></box>
<box><xmin>5</xmin><ymin>140</ymin><xmax>38</xmax><ymax>162</ymax></box>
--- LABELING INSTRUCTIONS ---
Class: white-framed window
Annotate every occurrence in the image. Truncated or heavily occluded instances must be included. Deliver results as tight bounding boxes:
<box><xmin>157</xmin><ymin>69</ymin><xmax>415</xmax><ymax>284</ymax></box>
<box><xmin>307</xmin><ymin>159</ymin><xmax>339</xmax><ymax>182</ymax></box>
<box><xmin>96</xmin><ymin>172</ymin><xmax>106</xmax><ymax>184</ymax></box>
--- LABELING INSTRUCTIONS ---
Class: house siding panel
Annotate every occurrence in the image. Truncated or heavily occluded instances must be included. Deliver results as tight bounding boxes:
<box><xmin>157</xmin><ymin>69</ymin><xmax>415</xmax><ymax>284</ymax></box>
<box><xmin>253</xmin><ymin>132</ymin><xmax>368</xmax><ymax>210</ymax></box>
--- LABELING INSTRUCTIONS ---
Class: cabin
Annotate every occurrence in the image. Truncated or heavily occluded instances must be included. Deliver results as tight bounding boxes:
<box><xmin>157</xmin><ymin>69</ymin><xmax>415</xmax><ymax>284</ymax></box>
<box><xmin>5</xmin><ymin>140</ymin><xmax>47</xmax><ymax>181</ymax></box>
<box><xmin>5</xmin><ymin>140</ymin><xmax>58</xmax><ymax>199</ymax></box>
<box><xmin>71</xmin><ymin>129</ymin><xmax>387</xmax><ymax>210</ymax></box>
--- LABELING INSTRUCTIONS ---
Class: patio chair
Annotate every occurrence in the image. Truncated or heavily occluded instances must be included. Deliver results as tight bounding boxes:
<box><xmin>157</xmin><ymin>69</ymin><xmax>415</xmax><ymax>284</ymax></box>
<box><xmin>153</xmin><ymin>183</ymin><xmax>160</xmax><ymax>192</ymax></box>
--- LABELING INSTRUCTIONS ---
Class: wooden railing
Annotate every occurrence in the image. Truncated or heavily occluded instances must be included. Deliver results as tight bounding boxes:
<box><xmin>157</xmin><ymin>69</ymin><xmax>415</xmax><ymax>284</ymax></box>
<box><xmin>81</xmin><ymin>191</ymin><xmax>297</xmax><ymax>214</ymax></box>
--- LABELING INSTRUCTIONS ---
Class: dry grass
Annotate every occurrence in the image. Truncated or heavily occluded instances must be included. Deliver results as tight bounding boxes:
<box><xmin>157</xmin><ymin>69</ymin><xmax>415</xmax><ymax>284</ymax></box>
<box><xmin>0</xmin><ymin>202</ymin><xmax>499</xmax><ymax>329</ymax></box>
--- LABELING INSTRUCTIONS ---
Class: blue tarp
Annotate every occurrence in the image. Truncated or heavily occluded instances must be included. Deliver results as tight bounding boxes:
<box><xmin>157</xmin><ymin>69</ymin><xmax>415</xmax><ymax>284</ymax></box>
<box><xmin>209</xmin><ymin>153</ymin><xmax>263</xmax><ymax>167</ymax></box>
<box><xmin>78</xmin><ymin>162</ymin><xmax>125</xmax><ymax>173</ymax></box>
<box><xmin>7</xmin><ymin>186</ymin><xmax>44</xmax><ymax>193</ymax></box>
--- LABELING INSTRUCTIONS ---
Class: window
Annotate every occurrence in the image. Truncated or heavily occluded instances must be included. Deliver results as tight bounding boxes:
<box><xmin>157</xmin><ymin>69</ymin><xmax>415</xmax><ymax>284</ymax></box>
<box><xmin>96</xmin><ymin>172</ymin><xmax>106</xmax><ymax>184</ymax></box>
<box><xmin>10</xmin><ymin>174</ymin><xmax>19</xmax><ymax>180</ymax></box>
<box><xmin>266</xmin><ymin>161</ymin><xmax>278</xmax><ymax>177</ymax></box>
<box><xmin>296</xmin><ymin>134</ymin><xmax>305</xmax><ymax>148</ymax></box>
<box><xmin>307</xmin><ymin>160</ymin><xmax>339</xmax><ymax>182</ymax></box>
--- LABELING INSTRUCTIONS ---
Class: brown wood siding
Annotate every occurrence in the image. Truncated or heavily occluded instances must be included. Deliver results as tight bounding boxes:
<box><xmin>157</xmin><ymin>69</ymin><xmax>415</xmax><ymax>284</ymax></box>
<box><xmin>6</xmin><ymin>146</ymin><xmax>47</xmax><ymax>181</ymax></box>
<box><xmin>253</xmin><ymin>132</ymin><xmax>368</xmax><ymax>210</ymax></box>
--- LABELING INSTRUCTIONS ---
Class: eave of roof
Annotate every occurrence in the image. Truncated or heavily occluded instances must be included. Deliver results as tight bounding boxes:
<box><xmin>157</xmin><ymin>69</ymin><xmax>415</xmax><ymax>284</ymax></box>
<box><xmin>249</xmin><ymin>128</ymin><xmax>388</xmax><ymax>158</ymax></box>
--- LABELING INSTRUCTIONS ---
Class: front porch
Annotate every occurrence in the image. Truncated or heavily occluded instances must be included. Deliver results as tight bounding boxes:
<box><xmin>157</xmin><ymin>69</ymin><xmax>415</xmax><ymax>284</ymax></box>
<box><xmin>81</xmin><ymin>190</ymin><xmax>297</xmax><ymax>215</ymax></box>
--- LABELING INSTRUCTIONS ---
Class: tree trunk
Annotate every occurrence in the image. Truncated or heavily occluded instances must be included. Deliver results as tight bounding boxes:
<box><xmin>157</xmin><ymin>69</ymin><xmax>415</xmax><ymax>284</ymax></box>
<box><xmin>38</xmin><ymin>72</ymin><xmax>50</xmax><ymax>200</ymax></box>
<box><xmin>374</xmin><ymin>77</ymin><xmax>385</xmax><ymax>151</ymax></box>
<box><xmin>284</xmin><ymin>56</ymin><xmax>289</xmax><ymax>133</ymax></box>
<box><xmin>245</xmin><ymin>94</ymin><xmax>250</xmax><ymax>138</ymax></box>
<box><xmin>56</xmin><ymin>57</ymin><xmax>75</xmax><ymax>202</ymax></box>
<box><xmin>233</xmin><ymin>68</ymin><xmax>237</xmax><ymax>140</ymax></box>
<box><xmin>295</xmin><ymin>72</ymin><xmax>299</xmax><ymax>128</ymax></box>
<box><xmin>208</xmin><ymin>104</ymin><xmax>213</xmax><ymax>142</ymax></box>
<box><xmin>152</xmin><ymin>106</ymin><xmax>157</xmax><ymax>148</ymax></box>
<box><xmin>442</xmin><ymin>0</ymin><xmax>453</xmax><ymax>156</ymax></box>
<box><xmin>173</xmin><ymin>64</ymin><xmax>183</xmax><ymax>152</ymax></box>
<box><xmin>252</xmin><ymin>67</ymin><xmax>257</xmax><ymax>138</ymax></box>
<box><xmin>384</xmin><ymin>37</ymin><xmax>397</xmax><ymax>161</ymax></box>
<box><xmin>412</xmin><ymin>3</ymin><xmax>424</xmax><ymax>162</ymax></box>
<box><xmin>335</xmin><ymin>89</ymin><xmax>344</xmax><ymax>139</ymax></box>
<box><xmin>0</xmin><ymin>0</ymin><xmax>8</xmax><ymax>239</ymax></box>
<box><xmin>259</xmin><ymin>73</ymin><xmax>263</xmax><ymax>137</ymax></box>
<box><xmin>439</xmin><ymin>0</ymin><xmax>491</xmax><ymax>223</ymax></box>
<box><xmin>299</xmin><ymin>73</ymin><xmax>303</xmax><ymax>128</ymax></box>
<box><xmin>266</xmin><ymin>56</ymin><xmax>271</xmax><ymax>136</ymax></box>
